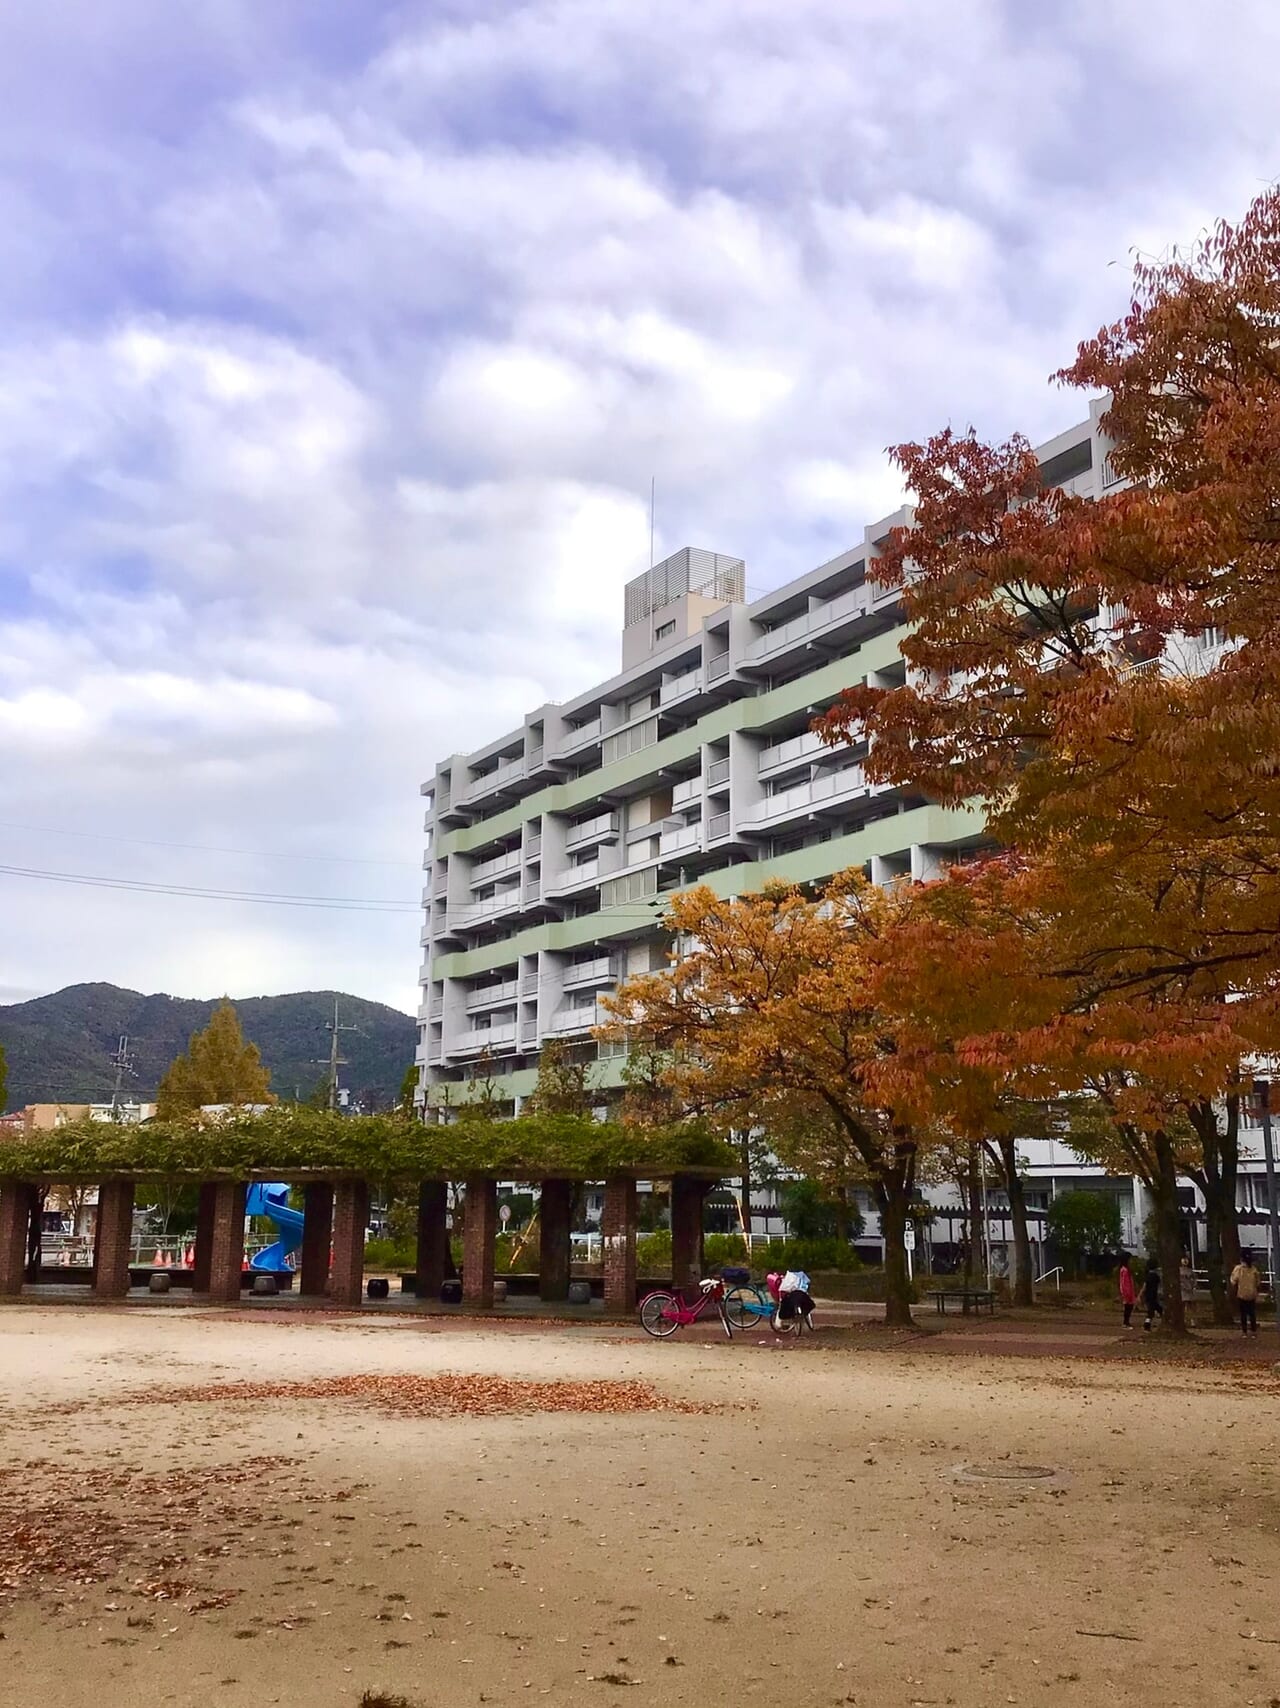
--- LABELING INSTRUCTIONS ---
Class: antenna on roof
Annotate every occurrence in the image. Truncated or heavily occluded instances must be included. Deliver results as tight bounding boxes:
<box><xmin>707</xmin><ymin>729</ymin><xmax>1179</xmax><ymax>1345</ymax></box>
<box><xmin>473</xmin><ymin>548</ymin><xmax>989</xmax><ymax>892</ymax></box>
<box><xmin>649</xmin><ymin>475</ymin><xmax>655</xmax><ymax>570</ymax></box>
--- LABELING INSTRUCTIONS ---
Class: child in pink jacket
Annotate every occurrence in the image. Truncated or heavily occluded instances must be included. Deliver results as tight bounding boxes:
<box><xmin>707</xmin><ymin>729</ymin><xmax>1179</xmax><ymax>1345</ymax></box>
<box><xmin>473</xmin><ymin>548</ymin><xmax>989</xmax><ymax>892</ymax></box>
<box><xmin>1118</xmin><ymin>1255</ymin><xmax>1137</xmax><ymax>1329</ymax></box>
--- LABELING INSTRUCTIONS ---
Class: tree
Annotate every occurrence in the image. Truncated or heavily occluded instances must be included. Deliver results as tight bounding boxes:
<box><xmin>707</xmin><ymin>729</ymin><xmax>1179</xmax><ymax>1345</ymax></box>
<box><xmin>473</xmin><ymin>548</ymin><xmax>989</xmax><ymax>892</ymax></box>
<box><xmin>604</xmin><ymin>872</ymin><xmax>949</xmax><ymax>1325</ymax></box>
<box><xmin>155</xmin><ymin>1000</ymin><xmax>274</xmax><ymax>1118</ymax></box>
<box><xmin>523</xmin><ymin>1039</ymin><xmax>596</xmax><ymax>1118</ymax></box>
<box><xmin>817</xmin><ymin>189</ymin><xmax>1280</xmax><ymax>1016</ymax></box>
<box><xmin>1046</xmin><ymin>1190</ymin><xmax>1123</xmax><ymax>1277</ymax></box>
<box><xmin>780</xmin><ymin>1177</ymin><xmax>865</xmax><ymax>1242</ymax></box>
<box><xmin>0</xmin><ymin>1041</ymin><xmax>7</xmax><ymax>1113</ymax></box>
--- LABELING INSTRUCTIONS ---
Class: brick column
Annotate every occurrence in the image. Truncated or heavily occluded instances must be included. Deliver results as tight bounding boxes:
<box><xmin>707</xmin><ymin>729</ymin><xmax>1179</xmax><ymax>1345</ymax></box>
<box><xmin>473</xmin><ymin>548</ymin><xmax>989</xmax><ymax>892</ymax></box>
<box><xmin>671</xmin><ymin>1174</ymin><xmax>708</xmax><ymax>1292</ymax></box>
<box><xmin>414</xmin><ymin>1180</ymin><xmax>449</xmax><ymax>1299</ymax></box>
<box><xmin>462</xmin><ymin>1175</ymin><xmax>497</xmax><ymax>1308</ymax></box>
<box><xmin>330</xmin><ymin>1179</ymin><xmax>369</xmax><ymax>1307</ymax></box>
<box><xmin>602</xmin><ymin>1176</ymin><xmax>637</xmax><ymax>1314</ymax></box>
<box><xmin>206</xmin><ymin>1181</ymin><xmax>247</xmax><ymax>1304</ymax></box>
<box><xmin>191</xmin><ymin>1182</ymin><xmax>218</xmax><ymax>1292</ymax></box>
<box><xmin>0</xmin><ymin>1181</ymin><xmax>27</xmax><ymax>1296</ymax></box>
<box><xmin>92</xmin><ymin>1179</ymin><xmax>135</xmax><ymax>1300</ymax></box>
<box><xmin>538</xmin><ymin>1179</ymin><xmax>572</xmax><ymax>1301</ymax></box>
<box><xmin>299</xmin><ymin>1182</ymin><xmax>334</xmax><ymax>1297</ymax></box>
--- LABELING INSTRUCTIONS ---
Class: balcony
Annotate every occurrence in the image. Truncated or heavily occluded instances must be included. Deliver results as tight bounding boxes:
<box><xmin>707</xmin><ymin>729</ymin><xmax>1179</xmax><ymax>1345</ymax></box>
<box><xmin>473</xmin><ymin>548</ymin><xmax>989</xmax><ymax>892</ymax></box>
<box><xmin>659</xmin><ymin>820</ymin><xmax>701</xmax><ymax>857</ymax></box>
<box><xmin>463</xmin><ymin>753</ymin><xmax>526</xmax><ymax>803</ymax></box>
<box><xmin>521</xmin><ymin>972</ymin><xmax>539</xmax><ymax>996</ymax></box>
<box><xmin>556</xmin><ymin>716</ymin><xmax>602</xmax><ymax>756</ymax></box>
<box><xmin>745</xmin><ymin>585</ymin><xmax>869</xmax><ymax>663</ymax></box>
<box><xmin>470</xmin><ymin>846</ymin><xmax>522</xmax><ymax>887</ymax></box>
<box><xmin>707</xmin><ymin>811</ymin><xmax>731</xmax><ymax>841</ymax></box>
<box><xmin>750</xmin><ymin>764</ymin><xmax>867</xmax><ymax>823</ymax></box>
<box><xmin>451</xmin><ymin>886</ymin><xmax>522</xmax><ymax>928</ymax></box>
<box><xmin>466</xmin><ymin>979</ymin><xmax>519</xmax><ymax>1012</ymax></box>
<box><xmin>565</xmin><ymin>810</ymin><xmax>619</xmax><ymax>849</ymax></box>
<box><xmin>706</xmin><ymin>652</ymin><xmax>731</xmax><ymax>681</ymax></box>
<box><xmin>525</xmin><ymin>831</ymin><xmax>542</xmax><ymax>858</ymax></box>
<box><xmin>548</xmin><ymin>859</ymin><xmax>600</xmax><ymax>894</ymax></box>
<box><xmin>547</xmin><ymin>1002</ymin><xmax>605</xmax><ymax>1036</ymax></box>
<box><xmin>524</xmin><ymin>878</ymin><xmax>542</xmax><ymax>902</ymax></box>
<box><xmin>671</xmin><ymin>774</ymin><xmax>701</xmax><ymax>810</ymax></box>
<box><xmin>660</xmin><ymin>667</ymin><xmax>702</xmax><ymax>705</ymax></box>
<box><xmin>707</xmin><ymin>756</ymin><xmax>731</xmax><ymax>790</ymax></box>
<box><xmin>758</xmin><ymin>729</ymin><xmax>830</xmax><ymax>776</ymax></box>
<box><xmin>563</xmin><ymin>955</ymin><xmax>616</xmax><ymax>990</ymax></box>
<box><xmin>451</xmin><ymin>1023</ymin><xmax>517</xmax><ymax>1055</ymax></box>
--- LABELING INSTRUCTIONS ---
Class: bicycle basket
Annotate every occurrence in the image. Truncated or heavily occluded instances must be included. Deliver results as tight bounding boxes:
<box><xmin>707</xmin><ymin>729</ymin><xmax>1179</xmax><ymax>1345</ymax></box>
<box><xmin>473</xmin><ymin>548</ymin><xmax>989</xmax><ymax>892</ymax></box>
<box><xmin>720</xmin><ymin>1266</ymin><xmax>751</xmax><ymax>1284</ymax></box>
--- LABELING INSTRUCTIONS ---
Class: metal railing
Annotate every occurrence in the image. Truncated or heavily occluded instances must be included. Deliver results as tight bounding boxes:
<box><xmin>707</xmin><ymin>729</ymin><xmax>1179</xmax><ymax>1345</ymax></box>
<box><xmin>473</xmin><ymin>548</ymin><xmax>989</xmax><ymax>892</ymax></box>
<box><xmin>707</xmin><ymin>653</ymin><xmax>731</xmax><ymax>681</ymax></box>
<box><xmin>708</xmin><ymin>756</ymin><xmax>731</xmax><ymax>788</ymax></box>
<box><xmin>566</xmin><ymin>811</ymin><xmax>618</xmax><ymax>847</ymax></box>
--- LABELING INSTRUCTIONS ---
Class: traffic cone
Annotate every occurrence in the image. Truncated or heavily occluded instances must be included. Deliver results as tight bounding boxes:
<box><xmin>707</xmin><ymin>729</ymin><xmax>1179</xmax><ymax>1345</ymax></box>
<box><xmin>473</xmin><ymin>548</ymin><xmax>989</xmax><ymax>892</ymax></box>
<box><xmin>184</xmin><ymin>1245</ymin><xmax>194</xmax><ymax>1267</ymax></box>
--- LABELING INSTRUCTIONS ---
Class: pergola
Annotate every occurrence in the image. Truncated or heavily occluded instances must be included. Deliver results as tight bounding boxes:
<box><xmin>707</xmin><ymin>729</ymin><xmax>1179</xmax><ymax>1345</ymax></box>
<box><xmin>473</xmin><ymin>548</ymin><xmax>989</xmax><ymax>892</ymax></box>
<box><xmin>0</xmin><ymin>1110</ymin><xmax>735</xmax><ymax>1313</ymax></box>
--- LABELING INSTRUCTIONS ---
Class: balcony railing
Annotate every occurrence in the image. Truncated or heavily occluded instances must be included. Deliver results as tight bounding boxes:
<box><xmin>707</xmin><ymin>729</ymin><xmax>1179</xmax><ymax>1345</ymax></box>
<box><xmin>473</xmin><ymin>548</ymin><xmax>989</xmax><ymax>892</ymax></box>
<box><xmin>470</xmin><ymin>847</ymin><xmax>522</xmax><ymax>886</ymax></box>
<box><xmin>524</xmin><ymin>878</ymin><xmax>542</xmax><ymax>901</ymax></box>
<box><xmin>707</xmin><ymin>756</ymin><xmax>731</xmax><ymax>789</ymax></box>
<box><xmin>750</xmin><ymin>764</ymin><xmax>867</xmax><ymax>822</ymax></box>
<box><xmin>671</xmin><ymin>774</ymin><xmax>701</xmax><ymax>809</ymax></box>
<box><xmin>758</xmin><ymin>729</ymin><xmax>829</xmax><ymax>774</ymax></box>
<box><xmin>706</xmin><ymin>652</ymin><xmax>731</xmax><ymax>681</ymax></box>
<box><xmin>521</xmin><ymin>972</ymin><xmax>539</xmax><ymax>996</ymax></box>
<box><xmin>708</xmin><ymin>811</ymin><xmax>731</xmax><ymax>840</ymax></box>
<box><xmin>466</xmin><ymin>979</ymin><xmax>519</xmax><ymax>1012</ymax></box>
<box><xmin>547</xmin><ymin>1002</ymin><xmax>604</xmax><ymax>1035</ymax></box>
<box><xmin>745</xmin><ymin>586</ymin><xmax>868</xmax><ymax>662</ymax></box>
<box><xmin>563</xmin><ymin>955</ymin><xmax>616</xmax><ymax>989</ymax></box>
<box><xmin>452</xmin><ymin>1023</ymin><xmax>517</xmax><ymax>1054</ymax></box>
<box><xmin>660</xmin><ymin>667</ymin><xmax>701</xmax><ymax>704</ymax></box>
<box><xmin>451</xmin><ymin>886</ymin><xmax>522</xmax><ymax>928</ymax></box>
<box><xmin>557</xmin><ymin>717</ymin><xmax>602</xmax><ymax>755</ymax></box>
<box><xmin>565</xmin><ymin>810</ymin><xmax>618</xmax><ymax>848</ymax></box>
<box><xmin>659</xmin><ymin>821</ymin><xmax>701</xmax><ymax>856</ymax></box>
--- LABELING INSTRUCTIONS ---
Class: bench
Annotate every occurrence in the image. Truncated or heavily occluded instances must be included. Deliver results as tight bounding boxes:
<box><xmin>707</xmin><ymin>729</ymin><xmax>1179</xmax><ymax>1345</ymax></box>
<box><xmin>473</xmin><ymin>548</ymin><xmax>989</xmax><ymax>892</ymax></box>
<box><xmin>931</xmin><ymin>1287</ymin><xmax>996</xmax><ymax>1317</ymax></box>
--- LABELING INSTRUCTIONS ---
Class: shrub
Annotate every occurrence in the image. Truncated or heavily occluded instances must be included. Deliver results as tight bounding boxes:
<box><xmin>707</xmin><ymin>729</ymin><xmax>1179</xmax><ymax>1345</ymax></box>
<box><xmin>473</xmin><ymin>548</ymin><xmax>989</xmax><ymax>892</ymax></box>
<box><xmin>637</xmin><ymin>1229</ymin><xmax>673</xmax><ymax>1275</ymax></box>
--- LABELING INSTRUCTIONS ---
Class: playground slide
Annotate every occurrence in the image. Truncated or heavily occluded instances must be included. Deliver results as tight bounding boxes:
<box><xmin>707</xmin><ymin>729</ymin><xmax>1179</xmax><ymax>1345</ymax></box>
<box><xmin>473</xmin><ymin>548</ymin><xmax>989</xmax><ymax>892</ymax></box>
<box><xmin>245</xmin><ymin>1181</ymin><xmax>304</xmax><ymax>1274</ymax></box>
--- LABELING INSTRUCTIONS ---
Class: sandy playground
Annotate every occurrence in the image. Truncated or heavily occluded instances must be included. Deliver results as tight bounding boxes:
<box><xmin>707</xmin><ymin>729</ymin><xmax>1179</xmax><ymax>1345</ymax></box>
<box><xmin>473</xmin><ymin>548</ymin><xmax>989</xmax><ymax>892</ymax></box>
<box><xmin>2</xmin><ymin>1303</ymin><xmax>1279</xmax><ymax>1708</ymax></box>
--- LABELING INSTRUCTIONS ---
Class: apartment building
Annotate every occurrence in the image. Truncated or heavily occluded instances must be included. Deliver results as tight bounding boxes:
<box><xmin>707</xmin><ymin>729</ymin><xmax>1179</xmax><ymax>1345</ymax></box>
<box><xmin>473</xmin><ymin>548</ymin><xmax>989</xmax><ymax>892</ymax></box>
<box><xmin>417</xmin><ymin>403</ymin><xmax>1115</xmax><ymax>1113</ymax></box>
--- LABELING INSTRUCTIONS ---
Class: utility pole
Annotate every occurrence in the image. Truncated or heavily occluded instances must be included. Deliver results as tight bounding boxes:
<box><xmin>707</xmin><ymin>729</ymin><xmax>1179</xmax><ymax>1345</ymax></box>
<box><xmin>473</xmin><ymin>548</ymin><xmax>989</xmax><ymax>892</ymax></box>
<box><xmin>109</xmin><ymin>1035</ymin><xmax>134</xmax><ymax>1116</ymax></box>
<box><xmin>321</xmin><ymin>997</ymin><xmax>359</xmax><ymax>1113</ymax></box>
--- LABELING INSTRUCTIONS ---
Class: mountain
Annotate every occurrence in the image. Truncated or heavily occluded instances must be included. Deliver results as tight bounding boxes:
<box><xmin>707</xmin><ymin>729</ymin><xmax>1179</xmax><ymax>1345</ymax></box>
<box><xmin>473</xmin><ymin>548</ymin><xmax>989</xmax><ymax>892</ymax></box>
<box><xmin>0</xmin><ymin>982</ymin><xmax>416</xmax><ymax>1112</ymax></box>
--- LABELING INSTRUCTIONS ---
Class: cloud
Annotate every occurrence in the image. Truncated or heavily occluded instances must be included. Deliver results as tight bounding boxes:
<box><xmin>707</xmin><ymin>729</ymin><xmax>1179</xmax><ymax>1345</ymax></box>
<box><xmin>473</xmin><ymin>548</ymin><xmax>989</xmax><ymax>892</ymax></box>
<box><xmin>0</xmin><ymin>0</ymin><xmax>1278</xmax><ymax>1022</ymax></box>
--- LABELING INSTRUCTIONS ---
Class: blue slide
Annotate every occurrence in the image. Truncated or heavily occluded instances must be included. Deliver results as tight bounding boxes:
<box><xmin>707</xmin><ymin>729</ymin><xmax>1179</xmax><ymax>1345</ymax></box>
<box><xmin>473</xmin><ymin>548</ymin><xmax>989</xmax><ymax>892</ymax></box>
<box><xmin>245</xmin><ymin>1181</ymin><xmax>305</xmax><ymax>1274</ymax></box>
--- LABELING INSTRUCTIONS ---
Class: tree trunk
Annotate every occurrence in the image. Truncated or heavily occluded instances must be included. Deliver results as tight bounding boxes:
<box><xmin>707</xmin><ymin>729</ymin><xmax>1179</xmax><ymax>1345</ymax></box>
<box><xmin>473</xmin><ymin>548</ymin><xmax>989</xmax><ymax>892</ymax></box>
<box><xmin>996</xmin><ymin>1138</ymin><xmax>1035</xmax><ymax>1306</ymax></box>
<box><xmin>738</xmin><ymin>1131</ymin><xmax>752</xmax><ymax>1256</ymax></box>
<box><xmin>1152</xmin><ymin>1132</ymin><xmax>1187</xmax><ymax>1336</ymax></box>
<box><xmin>964</xmin><ymin>1146</ymin><xmax>981</xmax><ymax>1286</ymax></box>
<box><xmin>1189</xmin><ymin>1097</ymin><xmax>1241</xmax><ymax>1325</ymax></box>
<box><xmin>877</xmin><ymin>1151</ymin><xmax>916</xmax><ymax>1328</ymax></box>
<box><xmin>1220</xmin><ymin>1096</ymin><xmax>1242</xmax><ymax>1275</ymax></box>
<box><xmin>24</xmin><ymin>1185</ymin><xmax>45</xmax><ymax>1282</ymax></box>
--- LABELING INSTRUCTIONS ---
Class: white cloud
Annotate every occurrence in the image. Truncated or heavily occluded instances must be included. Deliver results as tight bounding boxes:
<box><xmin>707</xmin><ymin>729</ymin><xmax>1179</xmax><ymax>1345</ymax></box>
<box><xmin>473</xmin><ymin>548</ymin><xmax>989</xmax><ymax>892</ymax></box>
<box><xmin>1</xmin><ymin>0</ymin><xmax>1279</xmax><ymax>1019</ymax></box>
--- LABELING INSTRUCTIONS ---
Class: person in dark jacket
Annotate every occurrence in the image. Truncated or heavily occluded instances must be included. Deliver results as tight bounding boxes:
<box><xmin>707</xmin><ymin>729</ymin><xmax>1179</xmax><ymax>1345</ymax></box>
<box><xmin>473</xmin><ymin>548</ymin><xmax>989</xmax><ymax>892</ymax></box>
<box><xmin>1143</xmin><ymin>1259</ymin><xmax>1163</xmax><ymax>1331</ymax></box>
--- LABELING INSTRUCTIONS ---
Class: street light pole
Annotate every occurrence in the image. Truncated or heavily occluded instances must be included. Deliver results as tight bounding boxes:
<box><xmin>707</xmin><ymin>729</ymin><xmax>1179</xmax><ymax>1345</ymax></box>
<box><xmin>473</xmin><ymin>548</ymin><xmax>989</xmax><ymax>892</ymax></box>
<box><xmin>1258</xmin><ymin>1079</ymin><xmax>1280</xmax><ymax>1328</ymax></box>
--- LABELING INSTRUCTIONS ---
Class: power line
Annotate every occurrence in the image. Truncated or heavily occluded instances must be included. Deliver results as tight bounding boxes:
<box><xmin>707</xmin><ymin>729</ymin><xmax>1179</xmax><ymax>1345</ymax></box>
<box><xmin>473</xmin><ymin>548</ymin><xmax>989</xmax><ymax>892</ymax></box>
<box><xmin>0</xmin><ymin>863</ymin><xmax>418</xmax><ymax>913</ymax></box>
<box><xmin>0</xmin><ymin>820</ymin><xmax>415</xmax><ymax>870</ymax></box>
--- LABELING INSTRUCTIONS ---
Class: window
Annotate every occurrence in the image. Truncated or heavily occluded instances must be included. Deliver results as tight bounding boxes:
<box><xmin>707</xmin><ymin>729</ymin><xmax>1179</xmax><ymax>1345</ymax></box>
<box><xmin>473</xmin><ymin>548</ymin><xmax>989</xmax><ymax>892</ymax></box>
<box><xmin>654</xmin><ymin>620</ymin><xmax>676</xmax><ymax>641</ymax></box>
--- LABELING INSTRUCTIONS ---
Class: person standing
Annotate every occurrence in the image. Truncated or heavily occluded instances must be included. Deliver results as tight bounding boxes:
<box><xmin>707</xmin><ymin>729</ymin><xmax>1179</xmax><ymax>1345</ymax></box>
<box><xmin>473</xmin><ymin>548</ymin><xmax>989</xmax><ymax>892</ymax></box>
<box><xmin>1143</xmin><ymin>1258</ymin><xmax>1163</xmax><ymax>1331</ymax></box>
<box><xmin>1230</xmin><ymin>1250</ymin><xmax>1261</xmax><ymax>1336</ymax></box>
<box><xmin>1179</xmin><ymin>1254</ymin><xmax>1197</xmax><ymax>1330</ymax></box>
<box><xmin>1118</xmin><ymin>1254</ymin><xmax>1138</xmax><ymax>1330</ymax></box>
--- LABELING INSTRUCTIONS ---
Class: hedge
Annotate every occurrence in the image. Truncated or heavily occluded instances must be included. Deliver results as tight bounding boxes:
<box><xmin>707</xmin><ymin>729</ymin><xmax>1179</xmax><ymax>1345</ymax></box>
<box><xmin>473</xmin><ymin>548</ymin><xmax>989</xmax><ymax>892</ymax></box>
<box><xmin>0</xmin><ymin>1107</ymin><xmax>736</xmax><ymax>1184</ymax></box>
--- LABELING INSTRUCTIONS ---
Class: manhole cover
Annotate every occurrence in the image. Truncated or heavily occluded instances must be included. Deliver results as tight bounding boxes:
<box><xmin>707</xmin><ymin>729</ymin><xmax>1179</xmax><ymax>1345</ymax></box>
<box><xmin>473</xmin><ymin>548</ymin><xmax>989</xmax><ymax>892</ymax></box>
<box><xmin>963</xmin><ymin>1463</ymin><xmax>1056</xmax><ymax>1481</ymax></box>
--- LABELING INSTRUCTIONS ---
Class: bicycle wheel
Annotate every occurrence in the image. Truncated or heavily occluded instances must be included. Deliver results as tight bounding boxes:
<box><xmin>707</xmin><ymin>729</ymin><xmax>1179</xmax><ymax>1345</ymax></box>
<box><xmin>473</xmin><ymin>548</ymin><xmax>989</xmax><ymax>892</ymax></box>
<box><xmin>771</xmin><ymin>1303</ymin><xmax>801</xmax><ymax>1337</ymax></box>
<box><xmin>723</xmin><ymin>1286</ymin><xmax>758</xmax><ymax>1330</ymax></box>
<box><xmin>639</xmin><ymin>1291</ymin><xmax>682</xmax><ymax>1338</ymax></box>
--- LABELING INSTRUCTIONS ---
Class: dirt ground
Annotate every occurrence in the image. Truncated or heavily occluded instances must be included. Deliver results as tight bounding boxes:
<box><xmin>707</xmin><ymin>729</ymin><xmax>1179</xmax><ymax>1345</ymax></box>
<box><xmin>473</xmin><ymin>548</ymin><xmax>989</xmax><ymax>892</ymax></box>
<box><xmin>2</xmin><ymin>1303</ymin><xmax>1280</xmax><ymax>1708</ymax></box>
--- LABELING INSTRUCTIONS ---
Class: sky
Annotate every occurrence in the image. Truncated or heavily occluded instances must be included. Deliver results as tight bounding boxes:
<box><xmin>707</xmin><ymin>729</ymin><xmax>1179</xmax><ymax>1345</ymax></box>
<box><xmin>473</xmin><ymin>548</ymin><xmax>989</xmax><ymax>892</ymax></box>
<box><xmin>0</xmin><ymin>0</ymin><xmax>1277</xmax><ymax>1016</ymax></box>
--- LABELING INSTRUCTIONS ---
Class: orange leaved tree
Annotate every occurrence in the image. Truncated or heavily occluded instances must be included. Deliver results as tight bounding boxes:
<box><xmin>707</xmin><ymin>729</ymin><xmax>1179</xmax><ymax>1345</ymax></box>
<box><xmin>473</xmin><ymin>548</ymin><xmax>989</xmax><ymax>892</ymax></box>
<box><xmin>818</xmin><ymin>186</ymin><xmax>1280</xmax><ymax>1006</ymax></box>
<box><xmin>601</xmin><ymin>873</ymin><xmax>949</xmax><ymax>1326</ymax></box>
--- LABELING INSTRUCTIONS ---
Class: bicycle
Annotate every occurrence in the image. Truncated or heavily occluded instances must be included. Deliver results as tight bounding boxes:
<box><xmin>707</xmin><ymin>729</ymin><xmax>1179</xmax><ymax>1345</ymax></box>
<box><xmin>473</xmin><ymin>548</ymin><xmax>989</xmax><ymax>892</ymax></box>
<box><xmin>723</xmin><ymin>1280</ymin><xmax>783</xmax><ymax>1331</ymax></box>
<box><xmin>638</xmin><ymin>1276</ymin><xmax>733</xmax><ymax>1340</ymax></box>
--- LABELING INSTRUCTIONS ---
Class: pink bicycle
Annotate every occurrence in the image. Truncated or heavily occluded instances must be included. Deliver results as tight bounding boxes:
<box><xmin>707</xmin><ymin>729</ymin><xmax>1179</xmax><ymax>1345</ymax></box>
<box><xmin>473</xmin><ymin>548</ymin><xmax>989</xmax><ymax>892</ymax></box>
<box><xmin>638</xmin><ymin>1276</ymin><xmax>733</xmax><ymax>1340</ymax></box>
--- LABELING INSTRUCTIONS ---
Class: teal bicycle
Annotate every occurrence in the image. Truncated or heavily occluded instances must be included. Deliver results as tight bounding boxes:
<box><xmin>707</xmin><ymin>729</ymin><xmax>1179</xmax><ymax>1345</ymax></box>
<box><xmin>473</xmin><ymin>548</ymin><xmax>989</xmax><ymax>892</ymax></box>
<box><xmin>720</xmin><ymin>1269</ymin><xmax>789</xmax><ymax>1334</ymax></box>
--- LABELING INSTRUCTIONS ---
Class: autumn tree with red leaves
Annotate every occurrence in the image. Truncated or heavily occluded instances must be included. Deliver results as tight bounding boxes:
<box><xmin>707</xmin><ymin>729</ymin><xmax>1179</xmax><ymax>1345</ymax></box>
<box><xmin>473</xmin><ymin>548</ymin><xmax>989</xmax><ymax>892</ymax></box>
<box><xmin>816</xmin><ymin>189</ymin><xmax>1280</xmax><ymax>1319</ymax></box>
